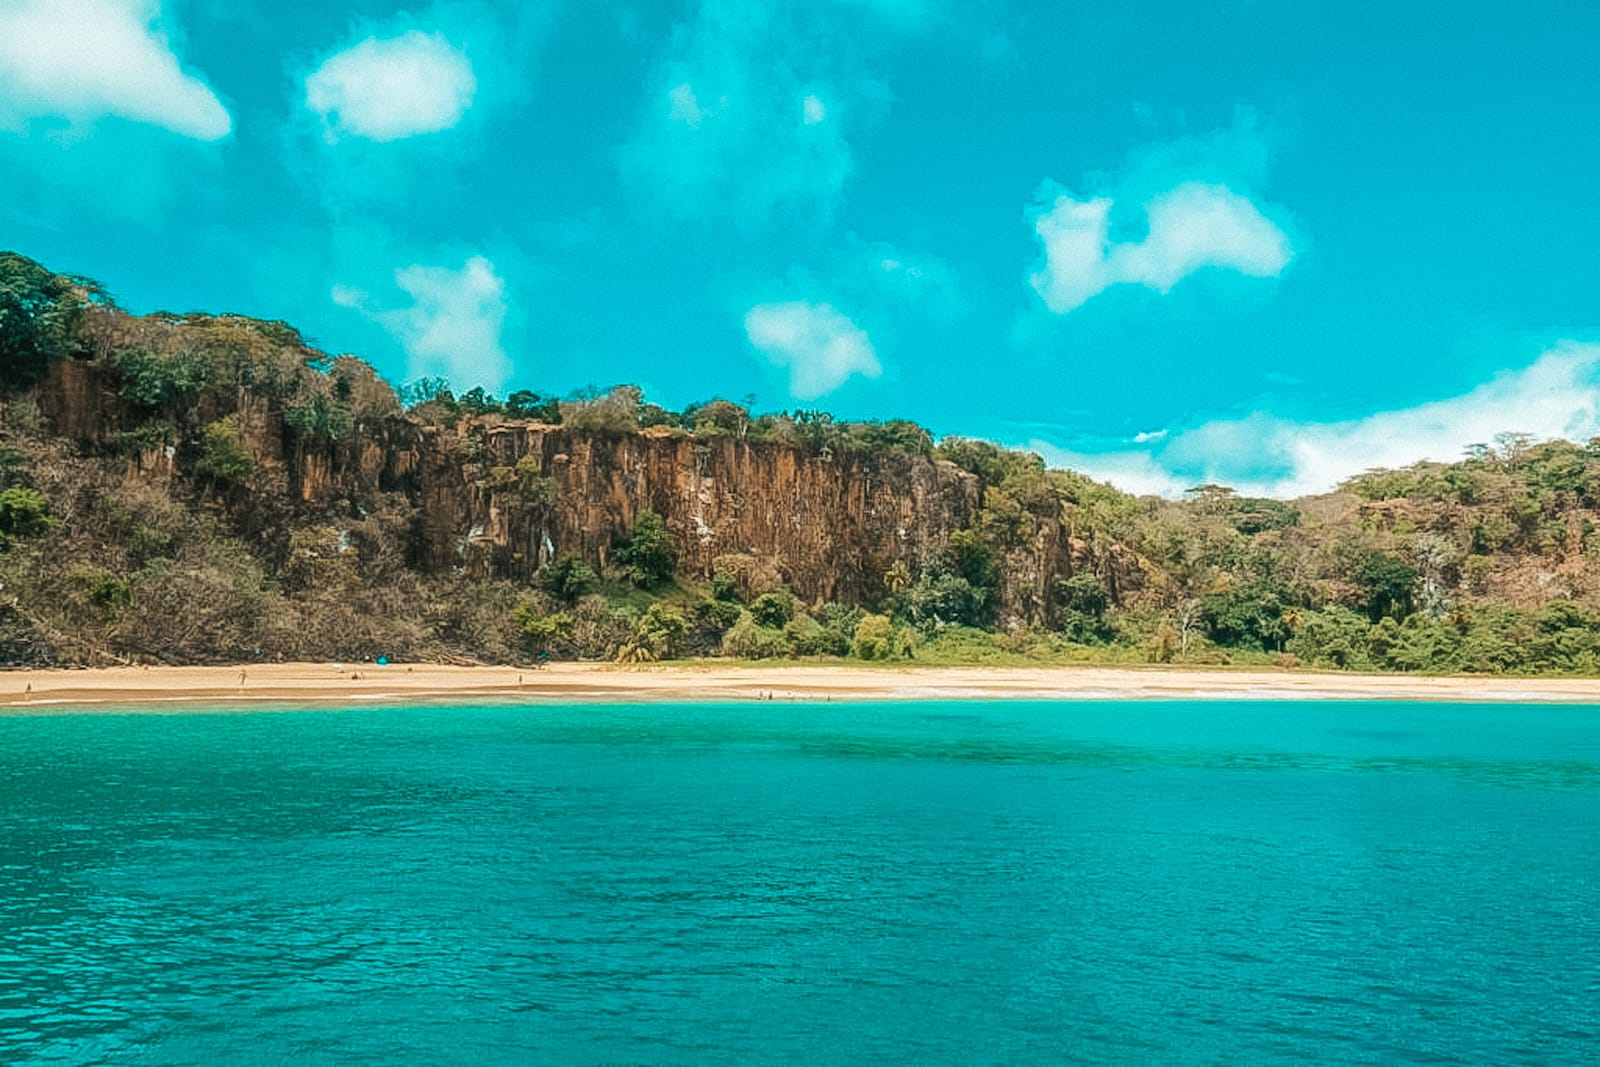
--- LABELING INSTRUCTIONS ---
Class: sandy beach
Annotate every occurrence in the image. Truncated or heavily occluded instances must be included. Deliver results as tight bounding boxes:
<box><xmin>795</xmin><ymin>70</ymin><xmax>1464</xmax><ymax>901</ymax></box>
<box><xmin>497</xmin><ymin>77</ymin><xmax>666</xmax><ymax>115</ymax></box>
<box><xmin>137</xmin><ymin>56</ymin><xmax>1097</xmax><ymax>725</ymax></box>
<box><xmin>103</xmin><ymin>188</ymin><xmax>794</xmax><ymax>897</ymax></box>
<box><xmin>3</xmin><ymin>661</ymin><xmax>1600</xmax><ymax>710</ymax></box>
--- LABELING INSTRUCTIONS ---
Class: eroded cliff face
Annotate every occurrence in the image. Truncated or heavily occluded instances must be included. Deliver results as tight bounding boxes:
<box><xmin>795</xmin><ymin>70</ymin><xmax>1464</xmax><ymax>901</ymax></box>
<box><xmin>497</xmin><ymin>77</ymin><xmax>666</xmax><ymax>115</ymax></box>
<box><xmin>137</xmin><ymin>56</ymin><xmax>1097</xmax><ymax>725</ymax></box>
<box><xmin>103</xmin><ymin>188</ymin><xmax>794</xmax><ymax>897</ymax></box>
<box><xmin>450</xmin><ymin>424</ymin><xmax>981</xmax><ymax>605</ymax></box>
<box><xmin>34</xmin><ymin>360</ymin><xmax>1002</xmax><ymax>612</ymax></box>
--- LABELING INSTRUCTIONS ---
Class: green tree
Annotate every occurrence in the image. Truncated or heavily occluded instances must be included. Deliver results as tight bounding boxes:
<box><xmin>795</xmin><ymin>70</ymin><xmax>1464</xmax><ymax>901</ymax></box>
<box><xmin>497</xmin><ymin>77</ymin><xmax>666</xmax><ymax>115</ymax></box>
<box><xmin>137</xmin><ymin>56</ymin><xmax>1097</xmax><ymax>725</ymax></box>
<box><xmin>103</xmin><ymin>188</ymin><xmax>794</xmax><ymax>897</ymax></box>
<box><xmin>458</xmin><ymin>387</ymin><xmax>502</xmax><ymax>415</ymax></box>
<box><xmin>944</xmin><ymin>529</ymin><xmax>998</xmax><ymax>596</ymax></box>
<box><xmin>843</xmin><ymin>419</ymin><xmax>934</xmax><ymax>457</ymax></box>
<box><xmin>1056</xmin><ymin>572</ymin><xmax>1111</xmax><ymax>642</ymax></box>
<box><xmin>1201</xmin><ymin>578</ymin><xmax>1296</xmax><ymax>651</ymax></box>
<box><xmin>685</xmin><ymin>398</ymin><xmax>747</xmax><ymax>437</ymax></box>
<box><xmin>905</xmin><ymin>569</ymin><xmax>988</xmax><ymax>628</ymax></box>
<box><xmin>617</xmin><ymin>603</ymin><xmax>688</xmax><ymax>663</ymax></box>
<box><xmin>504</xmin><ymin>390</ymin><xmax>561</xmax><ymax>422</ymax></box>
<box><xmin>282</xmin><ymin>392</ymin><xmax>354</xmax><ymax>441</ymax></box>
<box><xmin>785</xmin><ymin>612</ymin><xmax>850</xmax><ymax>656</ymax></box>
<box><xmin>0</xmin><ymin>444</ymin><xmax>27</xmax><ymax>488</ymax></box>
<box><xmin>401</xmin><ymin>377</ymin><xmax>459</xmax><ymax>424</ymax></box>
<box><xmin>749</xmin><ymin>590</ymin><xmax>795</xmax><ymax>628</ymax></box>
<box><xmin>617</xmin><ymin>510</ymin><xmax>676</xmax><ymax>587</ymax></box>
<box><xmin>1286</xmin><ymin>606</ymin><xmax>1377</xmax><ymax>670</ymax></box>
<box><xmin>1</xmin><ymin>252</ymin><xmax>98</xmax><ymax>390</ymax></box>
<box><xmin>1355</xmin><ymin>551</ymin><xmax>1418</xmax><ymax>622</ymax></box>
<box><xmin>688</xmin><ymin>596</ymin><xmax>742</xmax><ymax>647</ymax></box>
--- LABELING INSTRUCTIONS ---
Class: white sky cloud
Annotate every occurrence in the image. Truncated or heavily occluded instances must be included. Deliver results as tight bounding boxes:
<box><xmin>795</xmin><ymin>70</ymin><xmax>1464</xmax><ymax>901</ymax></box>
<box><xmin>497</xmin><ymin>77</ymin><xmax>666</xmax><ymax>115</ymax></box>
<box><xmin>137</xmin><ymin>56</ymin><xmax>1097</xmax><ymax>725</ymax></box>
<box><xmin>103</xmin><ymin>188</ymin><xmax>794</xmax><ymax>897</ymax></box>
<box><xmin>1029</xmin><ymin>342</ymin><xmax>1600</xmax><ymax>498</ymax></box>
<box><xmin>306</xmin><ymin>30</ymin><xmax>476</xmax><ymax>143</ymax></box>
<box><xmin>667</xmin><ymin>83</ymin><xmax>704</xmax><ymax>128</ymax></box>
<box><xmin>0</xmin><ymin>0</ymin><xmax>230</xmax><ymax>139</ymax></box>
<box><xmin>744</xmin><ymin>301</ymin><xmax>881</xmax><ymax>398</ymax></box>
<box><xmin>1029</xmin><ymin>181</ymin><xmax>1292</xmax><ymax>313</ymax></box>
<box><xmin>622</xmin><ymin>2</ymin><xmax>858</xmax><ymax>226</ymax></box>
<box><xmin>862</xmin><ymin>239</ymin><xmax>963</xmax><ymax>321</ymax></box>
<box><xmin>339</xmin><ymin>255</ymin><xmax>511</xmax><ymax>392</ymax></box>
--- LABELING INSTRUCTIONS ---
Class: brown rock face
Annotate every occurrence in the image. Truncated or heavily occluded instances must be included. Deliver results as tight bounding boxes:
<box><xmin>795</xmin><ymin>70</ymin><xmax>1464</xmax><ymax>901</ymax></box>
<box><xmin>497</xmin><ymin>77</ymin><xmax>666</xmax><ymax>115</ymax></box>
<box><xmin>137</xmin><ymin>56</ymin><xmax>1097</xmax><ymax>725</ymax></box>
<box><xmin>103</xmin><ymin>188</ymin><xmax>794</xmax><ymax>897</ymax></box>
<box><xmin>454</xmin><ymin>425</ymin><xmax>982</xmax><ymax>604</ymax></box>
<box><xmin>35</xmin><ymin>362</ymin><xmax>986</xmax><ymax>609</ymax></box>
<box><xmin>32</xmin><ymin>359</ymin><xmax>121</xmax><ymax>442</ymax></box>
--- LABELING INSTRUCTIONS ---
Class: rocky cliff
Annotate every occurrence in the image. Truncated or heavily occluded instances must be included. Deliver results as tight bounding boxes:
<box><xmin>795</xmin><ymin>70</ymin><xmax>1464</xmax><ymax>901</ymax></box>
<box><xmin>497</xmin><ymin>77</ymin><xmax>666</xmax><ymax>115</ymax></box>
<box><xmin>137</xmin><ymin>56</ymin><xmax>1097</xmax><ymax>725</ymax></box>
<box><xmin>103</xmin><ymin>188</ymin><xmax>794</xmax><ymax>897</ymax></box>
<box><xmin>33</xmin><ymin>358</ymin><xmax>999</xmax><ymax>613</ymax></box>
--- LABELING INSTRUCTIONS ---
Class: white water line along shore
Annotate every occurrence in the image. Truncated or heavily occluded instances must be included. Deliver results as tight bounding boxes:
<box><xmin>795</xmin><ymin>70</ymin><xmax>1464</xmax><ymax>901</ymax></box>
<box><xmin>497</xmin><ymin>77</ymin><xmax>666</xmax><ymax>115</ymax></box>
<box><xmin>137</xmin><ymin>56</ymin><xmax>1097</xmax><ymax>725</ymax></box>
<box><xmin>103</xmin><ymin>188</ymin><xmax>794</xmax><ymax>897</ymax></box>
<box><xmin>4</xmin><ymin>662</ymin><xmax>1600</xmax><ymax>710</ymax></box>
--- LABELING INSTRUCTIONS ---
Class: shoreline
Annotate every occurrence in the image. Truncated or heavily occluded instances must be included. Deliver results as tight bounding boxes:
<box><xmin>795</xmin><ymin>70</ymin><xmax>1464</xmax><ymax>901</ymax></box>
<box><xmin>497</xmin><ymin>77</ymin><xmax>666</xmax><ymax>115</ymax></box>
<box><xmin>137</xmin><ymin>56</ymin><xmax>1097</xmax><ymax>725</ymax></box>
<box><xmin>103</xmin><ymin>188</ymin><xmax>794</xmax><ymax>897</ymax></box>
<box><xmin>4</xmin><ymin>661</ymin><xmax>1600</xmax><ymax>711</ymax></box>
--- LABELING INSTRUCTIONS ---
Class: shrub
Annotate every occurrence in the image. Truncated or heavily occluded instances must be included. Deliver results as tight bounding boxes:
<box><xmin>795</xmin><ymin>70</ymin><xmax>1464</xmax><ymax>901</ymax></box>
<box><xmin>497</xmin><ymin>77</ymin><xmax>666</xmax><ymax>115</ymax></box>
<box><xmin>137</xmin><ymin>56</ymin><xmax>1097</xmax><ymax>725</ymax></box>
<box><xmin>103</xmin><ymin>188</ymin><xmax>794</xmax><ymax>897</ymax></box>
<box><xmin>194</xmin><ymin>417</ymin><xmax>254</xmax><ymax>487</ymax></box>
<box><xmin>562</xmin><ymin>385</ymin><xmax>641</xmax><ymax>432</ymax></box>
<box><xmin>689</xmin><ymin>596</ymin><xmax>741</xmax><ymax>643</ymax></box>
<box><xmin>853</xmin><ymin>613</ymin><xmax>893</xmax><ymax>659</ymax></box>
<box><xmin>111</xmin><ymin>348</ymin><xmax>210</xmax><ymax>410</ymax></box>
<box><xmin>721</xmin><ymin>612</ymin><xmax>788</xmax><ymax>659</ymax></box>
<box><xmin>538</xmin><ymin>556</ymin><xmax>598</xmax><ymax>604</ymax></box>
<box><xmin>512</xmin><ymin>601</ymin><xmax>573</xmax><ymax>656</ymax></box>
<box><xmin>0</xmin><ymin>487</ymin><xmax>53</xmax><ymax>547</ymax></box>
<box><xmin>787</xmin><ymin>613</ymin><xmax>850</xmax><ymax>656</ymax></box>
<box><xmin>711</xmin><ymin>570</ymin><xmax>741</xmax><ymax>602</ymax></box>
<box><xmin>905</xmin><ymin>570</ymin><xmax>987</xmax><ymax>629</ymax></box>
<box><xmin>515</xmin><ymin>456</ymin><xmax>559</xmax><ymax>509</ymax></box>
<box><xmin>65</xmin><ymin>565</ymin><xmax>131</xmax><ymax>616</ymax></box>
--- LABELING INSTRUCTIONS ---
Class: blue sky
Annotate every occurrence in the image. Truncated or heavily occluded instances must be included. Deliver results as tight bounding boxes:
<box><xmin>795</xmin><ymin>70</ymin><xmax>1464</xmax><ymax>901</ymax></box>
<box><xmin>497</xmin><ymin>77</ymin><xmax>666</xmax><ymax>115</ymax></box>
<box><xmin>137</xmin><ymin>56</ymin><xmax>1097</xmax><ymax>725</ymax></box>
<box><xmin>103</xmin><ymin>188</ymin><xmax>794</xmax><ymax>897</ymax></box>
<box><xmin>3</xmin><ymin>0</ymin><xmax>1598</xmax><ymax>496</ymax></box>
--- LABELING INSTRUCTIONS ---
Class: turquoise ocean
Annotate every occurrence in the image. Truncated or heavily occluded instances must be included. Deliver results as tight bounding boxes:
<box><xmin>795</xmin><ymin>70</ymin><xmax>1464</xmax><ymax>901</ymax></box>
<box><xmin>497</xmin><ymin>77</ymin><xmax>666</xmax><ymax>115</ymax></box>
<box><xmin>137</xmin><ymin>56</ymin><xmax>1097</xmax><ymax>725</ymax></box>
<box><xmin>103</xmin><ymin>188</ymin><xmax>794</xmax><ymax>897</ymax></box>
<box><xmin>2</xmin><ymin>699</ymin><xmax>1597</xmax><ymax>1063</ymax></box>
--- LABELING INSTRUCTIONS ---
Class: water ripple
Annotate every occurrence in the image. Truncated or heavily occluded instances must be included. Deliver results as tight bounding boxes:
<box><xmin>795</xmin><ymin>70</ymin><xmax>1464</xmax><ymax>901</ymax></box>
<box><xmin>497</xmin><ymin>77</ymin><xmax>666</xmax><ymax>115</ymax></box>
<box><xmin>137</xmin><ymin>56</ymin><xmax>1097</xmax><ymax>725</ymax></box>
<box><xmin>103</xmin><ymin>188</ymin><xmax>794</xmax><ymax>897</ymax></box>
<box><xmin>1</xmin><ymin>699</ymin><xmax>1597</xmax><ymax>1063</ymax></box>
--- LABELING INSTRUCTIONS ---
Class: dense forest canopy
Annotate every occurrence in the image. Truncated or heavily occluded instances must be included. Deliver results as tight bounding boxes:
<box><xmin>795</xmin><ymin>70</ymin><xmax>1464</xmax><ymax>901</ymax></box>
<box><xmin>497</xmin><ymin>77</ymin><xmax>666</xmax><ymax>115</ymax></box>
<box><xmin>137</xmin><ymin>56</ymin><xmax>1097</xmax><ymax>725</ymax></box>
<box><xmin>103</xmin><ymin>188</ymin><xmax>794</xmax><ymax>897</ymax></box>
<box><xmin>6</xmin><ymin>250</ymin><xmax>1600</xmax><ymax>675</ymax></box>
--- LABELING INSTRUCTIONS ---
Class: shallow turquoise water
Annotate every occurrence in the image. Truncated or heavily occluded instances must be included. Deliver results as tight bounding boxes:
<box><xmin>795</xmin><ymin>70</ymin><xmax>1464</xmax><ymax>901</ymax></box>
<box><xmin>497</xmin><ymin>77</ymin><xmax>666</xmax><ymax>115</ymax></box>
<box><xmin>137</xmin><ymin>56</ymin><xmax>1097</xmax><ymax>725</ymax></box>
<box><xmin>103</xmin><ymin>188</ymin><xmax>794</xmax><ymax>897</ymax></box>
<box><xmin>2</xmin><ymin>699</ymin><xmax>1598</xmax><ymax>1064</ymax></box>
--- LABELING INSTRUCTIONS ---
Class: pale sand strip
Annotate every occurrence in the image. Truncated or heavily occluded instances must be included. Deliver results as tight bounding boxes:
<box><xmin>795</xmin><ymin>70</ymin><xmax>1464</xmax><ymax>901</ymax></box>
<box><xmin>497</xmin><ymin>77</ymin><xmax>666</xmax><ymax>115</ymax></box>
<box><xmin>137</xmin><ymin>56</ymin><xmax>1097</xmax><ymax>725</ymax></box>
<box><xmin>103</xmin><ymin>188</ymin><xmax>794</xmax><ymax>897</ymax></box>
<box><xmin>3</xmin><ymin>662</ymin><xmax>1600</xmax><ymax>710</ymax></box>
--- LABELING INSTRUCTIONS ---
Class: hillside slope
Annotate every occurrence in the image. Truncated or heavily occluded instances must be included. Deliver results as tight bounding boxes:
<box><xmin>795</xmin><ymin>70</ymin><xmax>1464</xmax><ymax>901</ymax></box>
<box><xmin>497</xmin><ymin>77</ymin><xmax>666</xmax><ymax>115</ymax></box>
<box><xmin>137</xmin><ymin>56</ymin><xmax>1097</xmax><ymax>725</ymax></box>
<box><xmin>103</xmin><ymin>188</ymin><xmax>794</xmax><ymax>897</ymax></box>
<box><xmin>6</xmin><ymin>251</ymin><xmax>1600</xmax><ymax>673</ymax></box>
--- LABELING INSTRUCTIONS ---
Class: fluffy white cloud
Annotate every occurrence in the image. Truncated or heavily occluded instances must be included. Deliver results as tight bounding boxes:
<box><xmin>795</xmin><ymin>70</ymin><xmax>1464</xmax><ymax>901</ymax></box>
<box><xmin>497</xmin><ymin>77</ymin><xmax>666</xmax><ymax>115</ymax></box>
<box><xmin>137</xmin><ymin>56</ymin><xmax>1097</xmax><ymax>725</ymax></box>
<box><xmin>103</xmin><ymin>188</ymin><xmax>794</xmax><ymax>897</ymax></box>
<box><xmin>338</xmin><ymin>256</ymin><xmax>511</xmax><ymax>391</ymax></box>
<box><xmin>1029</xmin><ymin>181</ymin><xmax>1292</xmax><ymax>313</ymax></box>
<box><xmin>1023</xmin><ymin>443</ymin><xmax>1194</xmax><ymax>499</ymax></box>
<box><xmin>0</xmin><ymin>0</ymin><xmax>230</xmax><ymax>139</ymax></box>
<box><xmin>744</xmin><ymin>301</ymin><xmax>881</xmax><ymax>398</ymax></box>
<box><xmin>306</xmin><ymin>31</ymin><xmax>476</xmax><ymax>142</ymax></box>
<box><xmin>1031</xmin><ymin>342</ymin><xmax>1600</xmax><ymax>498</ymax></box>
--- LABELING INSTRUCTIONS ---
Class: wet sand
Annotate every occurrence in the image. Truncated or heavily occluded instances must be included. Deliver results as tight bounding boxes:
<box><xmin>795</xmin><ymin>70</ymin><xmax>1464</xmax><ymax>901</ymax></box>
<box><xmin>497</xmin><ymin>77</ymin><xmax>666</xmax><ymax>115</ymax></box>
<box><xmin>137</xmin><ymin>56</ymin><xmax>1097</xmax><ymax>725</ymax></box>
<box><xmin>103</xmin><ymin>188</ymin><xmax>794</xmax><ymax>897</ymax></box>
<box><xmin>3</xmin><ymin>661</ymin><xmax>1600</xmax><ymax>710</ymax></box>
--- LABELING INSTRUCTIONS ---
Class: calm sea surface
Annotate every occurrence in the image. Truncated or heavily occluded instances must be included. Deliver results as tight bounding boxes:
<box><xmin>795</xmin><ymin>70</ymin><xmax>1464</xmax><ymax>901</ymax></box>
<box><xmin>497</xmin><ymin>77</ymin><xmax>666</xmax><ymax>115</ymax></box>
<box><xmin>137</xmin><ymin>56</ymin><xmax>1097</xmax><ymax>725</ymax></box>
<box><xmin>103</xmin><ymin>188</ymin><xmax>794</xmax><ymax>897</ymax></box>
<box><xmin>2</xmin><ymin>699</ymin><xmax>1597</xmax><ymax>1064</ymax></box>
